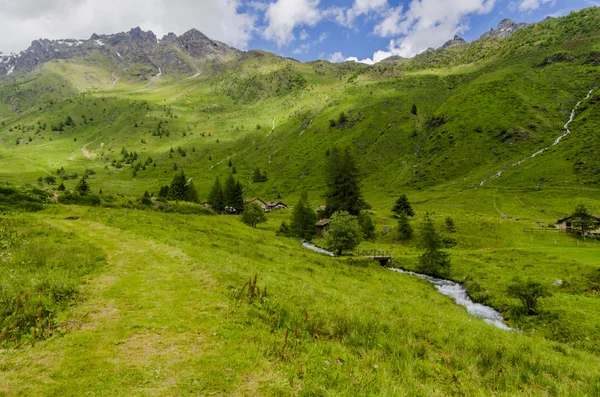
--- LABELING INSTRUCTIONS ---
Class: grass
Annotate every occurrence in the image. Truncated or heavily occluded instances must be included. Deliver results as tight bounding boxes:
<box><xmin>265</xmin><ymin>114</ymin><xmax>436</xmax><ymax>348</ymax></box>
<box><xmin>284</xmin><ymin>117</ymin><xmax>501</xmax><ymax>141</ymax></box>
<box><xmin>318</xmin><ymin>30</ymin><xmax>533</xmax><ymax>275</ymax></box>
<box><xmin>0</xmin><ymin>205</ymin><xmax>598</xmax><ymax>395</ymax></box>
<box><xmin>0</xmin><ymin>7</ymin><xmax>600</xmax><ymax>395</ymax></box>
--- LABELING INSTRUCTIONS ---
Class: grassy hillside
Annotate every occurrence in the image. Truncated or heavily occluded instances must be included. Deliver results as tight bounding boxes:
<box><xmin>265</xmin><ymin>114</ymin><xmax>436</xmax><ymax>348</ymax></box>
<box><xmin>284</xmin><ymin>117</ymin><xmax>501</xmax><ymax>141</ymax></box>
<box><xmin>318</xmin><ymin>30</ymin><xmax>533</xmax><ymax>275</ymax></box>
<box><xmin>0</xmin><ymin>204</ymin><xmax>599</xmax><ymax>395</ymax></box>
<box><xmin>0</xmin><ymin>7</ymin><xmax>600</xmax><ymax>396</ymax></box>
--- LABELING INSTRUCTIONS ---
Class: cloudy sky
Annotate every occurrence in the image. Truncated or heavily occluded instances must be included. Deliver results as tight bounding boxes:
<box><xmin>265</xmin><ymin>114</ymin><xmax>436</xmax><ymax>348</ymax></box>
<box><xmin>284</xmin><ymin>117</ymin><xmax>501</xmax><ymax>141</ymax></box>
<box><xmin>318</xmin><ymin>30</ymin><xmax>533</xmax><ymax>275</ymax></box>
<box><xmin>0</xmin><ymin>0</ymin><xmax>595</xmax><ymax>64</ymax></box>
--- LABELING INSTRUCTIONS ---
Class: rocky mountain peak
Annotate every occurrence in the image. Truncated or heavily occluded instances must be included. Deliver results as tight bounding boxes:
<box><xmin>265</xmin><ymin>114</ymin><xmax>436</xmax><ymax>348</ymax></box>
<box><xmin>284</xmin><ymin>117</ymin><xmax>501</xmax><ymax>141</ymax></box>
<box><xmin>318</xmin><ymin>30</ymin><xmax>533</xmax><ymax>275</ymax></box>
<box><xmin>481</xmin><ymin>18</ymin><xmax>529</xmax><ymax>39</ymax></box>
<box><xmin>442</xmin><ymin>35</ymin><xmax>467</xmax><ymax>49</ymax></box>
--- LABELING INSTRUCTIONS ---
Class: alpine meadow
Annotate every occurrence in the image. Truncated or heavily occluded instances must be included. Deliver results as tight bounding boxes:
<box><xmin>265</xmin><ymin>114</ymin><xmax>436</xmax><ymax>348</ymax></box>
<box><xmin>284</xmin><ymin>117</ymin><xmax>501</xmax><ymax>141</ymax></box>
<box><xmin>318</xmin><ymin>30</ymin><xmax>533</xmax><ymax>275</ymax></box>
<box><xmin>1</xmin><ymin>4</ymin><xmax>600</xmax><ymax>396</ymax></box>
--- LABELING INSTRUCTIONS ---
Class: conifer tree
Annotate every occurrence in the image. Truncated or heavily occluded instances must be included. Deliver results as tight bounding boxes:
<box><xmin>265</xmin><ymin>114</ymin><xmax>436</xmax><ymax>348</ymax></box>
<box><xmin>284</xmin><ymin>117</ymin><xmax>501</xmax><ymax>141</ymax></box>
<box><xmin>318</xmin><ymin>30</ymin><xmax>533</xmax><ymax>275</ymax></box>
<box><xmin>76</xmin><ymin>176</ymin><xmax>91</xmax><ymax>195</ymax></box>
<box><xmin>324</xmin><ymin>147</ymin><xmax>367</xmax><ymax>216</ymax></box>
<box><xmin>397</xmin><ymin>212</ymin><xmax>413</xmax><ymax>240</ymax></box>
<box><xmin>224</xmin><ymin>174</ymin><xmax>236</xmax><ymax>208</ymax></box>
<box><xmin>290</xmin><ymin>193</ymin><xmax>317</xmax><ymax>241</ymax></box>
<box><xmin>168</xmin><ymin>171</ymin><xmax>188</xmax><ymax>201</ymax></box>
<box><xmin>208</xmin><ymin>177</ymin><xmax>225</xmax><ymax>214</ymax></box>
<box><xmin>392</xmin><ymin>194</ymin><xmax>414</xmax><ymax>217</ymax></box>
<box><xmin>417</xmin><ymin>214</ymin><xmax>450</xmax><ymax>277</ymax></box>
<box><xmin>184</xmin><ymin>181</ymin><xmax>199</xmax><ymax>203</ymax></box>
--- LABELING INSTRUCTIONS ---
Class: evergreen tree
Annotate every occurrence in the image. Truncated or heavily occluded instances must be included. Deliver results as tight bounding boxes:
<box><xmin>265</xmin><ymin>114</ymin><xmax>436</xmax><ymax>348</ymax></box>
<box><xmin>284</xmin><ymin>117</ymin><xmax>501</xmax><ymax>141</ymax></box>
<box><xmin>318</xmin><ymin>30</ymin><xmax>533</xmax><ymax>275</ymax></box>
<box><xmin>223</xmin><ymin>175</ymin><xmax>237</xmax><ymax>209</ymax></box>
<box><xmin>397</xmin><ymin>212</ymin><xmax>413</xmax><ymax>240</ymax></box>
<box><xmin>411</xmin><ymin>104</ymin><xmax>418</xmax><ymax>115</ymax></box>
<box><xmin>325</xmin><ymin>211</ymin><xmax>363</xmax><ymax>256</ymax></box>
<box><xmin>392</xmin><ymin>194</ymin><xmax>415</xmax><ymax>217</ymax></box>
<box><xmin>57</xmin><ymin>182</ymin><xmax>66</xmax><ymax>192</ymax></box>
<box><xmin>571</xmin><ymin>204</ymin><xmax>596</xmax><ymax>237</ymax></box>
<box><xmin>290</xmin><ymin>193</ymin><xmax>317</xmax><ymax>241</ymax></box>
<box><xmin>168</xmin><ymin>171</ymin><xmax>187</xmax><ymax>201</ymax></box>
<box><xmin>231</xmin><ymin>181</ymin><xmax>245</xmax><ymax>212</ymax></box>
<box><xmin>76</xmin><ymin>176</ymin><xmax>91</xmax><ymax>195</ymax></box>
<box><xmin>184</xmin><ymin>181</ymin><xmax>199</xmax><ymax>203</ymax></box>
<box><xmin>445</xmin><ymin>216</ymin><xmax>456</xmax><ymax>233</ymax></box>
<box><xmin>324</xmin><ymin>147</ymin><xmax>367</xmax><ymax>216</ymax></box>
<box><xmin>208</xmin><ymin>177</ymin><xmax>225</xmax><ymax>214</ymax></box>
<box><xmin>158</xmin><ymin>185</ymin><xmax>169</xmax><ymax>198</ymax></box>
<box><xmin>417</xmin><ymin>214</ymin><xmax>450</xmax><ymax>277</ymax></box>
<box><xmin>359</xmin><ymin>211</ymin><xmax>375</xmax><ymax>240</ymax></box>
<box><xmin>241</xmin><ymin>203</ymin><xmax>267</xmax><ymax>228</ymax></box>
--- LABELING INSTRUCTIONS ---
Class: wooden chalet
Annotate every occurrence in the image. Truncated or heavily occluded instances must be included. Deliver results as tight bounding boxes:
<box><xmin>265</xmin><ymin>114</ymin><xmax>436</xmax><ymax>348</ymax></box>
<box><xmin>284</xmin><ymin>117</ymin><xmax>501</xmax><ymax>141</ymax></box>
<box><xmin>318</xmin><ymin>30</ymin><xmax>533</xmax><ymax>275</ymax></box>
<box><xmin>265</xmin><ymin>201</ymin><xmax>288</xmax><ymax>211</ymax></box>
<box><xmin>316</xmin><ymin>218</ymin><xmax>331</xmax><ymax>236</ymax></box>
<box><xmin>556</xmin><ymin>214</ymin><xmax>600</xmax><ymax>235</ymax></box>
<box><xmin>246</xmin><ymin>198</ymin><xmax>268</xmax><ymax>211</ymax></box>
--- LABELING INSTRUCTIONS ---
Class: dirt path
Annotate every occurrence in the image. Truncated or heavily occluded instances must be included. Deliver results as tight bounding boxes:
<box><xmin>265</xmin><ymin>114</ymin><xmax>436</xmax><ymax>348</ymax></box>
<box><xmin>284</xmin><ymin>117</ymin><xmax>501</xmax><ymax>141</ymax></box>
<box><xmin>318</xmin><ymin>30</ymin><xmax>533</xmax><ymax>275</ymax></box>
<box><xmin>111</xmin><ymin>72</ymin><xmax>121</xmax><ymax>89</ymax></box>
<box><xmin>0</xmin><ymin>218</ymin><xmax>221</xmax><ymax>395</ymax></box>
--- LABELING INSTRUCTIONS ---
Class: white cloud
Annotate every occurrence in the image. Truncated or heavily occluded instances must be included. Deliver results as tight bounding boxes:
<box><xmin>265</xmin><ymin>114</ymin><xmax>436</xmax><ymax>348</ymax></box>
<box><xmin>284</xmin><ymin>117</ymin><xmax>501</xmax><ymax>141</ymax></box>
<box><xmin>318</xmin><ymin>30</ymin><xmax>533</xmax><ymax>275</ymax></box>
<box><xmin>0</xmin><ymin>0</ymin><xmax>256</xmax><ymax>53</ymax></box>
<box><xmin>263</xmin><ymin>0</ymin><xmax>322</xmax><ymax>47</ymax></box>
<box><xmin>519</xmin><ymin>0</ymin><xmax>554</xmax><ymax>12</ymax></box>
<box><xmin>331</xmin><ymin>0</ymin><xmax>388</xmax><ymax>27</ymax></box>
<box><xmin>365</xmin><ymin>0</ymin><xmax>496</xmax><ymax>59</ymax></box>
<box><xmin>328</xmin><ymin>52</ymin><xmax>346</xmax><ymax>63</ymax></box>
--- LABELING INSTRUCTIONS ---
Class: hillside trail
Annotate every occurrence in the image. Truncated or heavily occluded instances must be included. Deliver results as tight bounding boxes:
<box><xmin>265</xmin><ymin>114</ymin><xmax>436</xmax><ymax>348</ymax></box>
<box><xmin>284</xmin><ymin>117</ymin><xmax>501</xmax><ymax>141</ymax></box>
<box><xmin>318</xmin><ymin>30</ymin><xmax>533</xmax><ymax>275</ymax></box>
<box><xmin>110</xmin><ymin>71</ymin><xmax>121</xmax><ymax>88</ymax></box>
<box><xmin>0</xmin><ymin>217</ymin><xmax>226</xmax><ymax>395</ymax></box>
<box><xmin>480</xmin><ymin>88</ymin><xmax>595</xmax><ymax>186</ymax></box>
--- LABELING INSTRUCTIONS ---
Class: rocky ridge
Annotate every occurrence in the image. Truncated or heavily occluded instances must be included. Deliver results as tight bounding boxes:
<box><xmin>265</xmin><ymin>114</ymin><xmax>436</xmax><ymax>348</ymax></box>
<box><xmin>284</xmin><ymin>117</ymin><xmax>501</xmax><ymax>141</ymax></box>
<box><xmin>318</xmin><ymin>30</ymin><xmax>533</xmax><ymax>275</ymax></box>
<box><xmin>0</xmin><ymin>27</ymin><xmax>242</xmax><ymax>77</ymax></box>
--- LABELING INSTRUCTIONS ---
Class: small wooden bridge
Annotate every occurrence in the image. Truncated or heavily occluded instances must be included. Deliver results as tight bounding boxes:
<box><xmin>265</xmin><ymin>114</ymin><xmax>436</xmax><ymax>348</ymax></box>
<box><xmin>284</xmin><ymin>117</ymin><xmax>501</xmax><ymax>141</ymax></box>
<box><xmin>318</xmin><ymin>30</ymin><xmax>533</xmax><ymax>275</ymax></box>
<box><xmin>358</xmin><ymin>250</ymin><xmax>393</xmax><ymax>266</ymax></box>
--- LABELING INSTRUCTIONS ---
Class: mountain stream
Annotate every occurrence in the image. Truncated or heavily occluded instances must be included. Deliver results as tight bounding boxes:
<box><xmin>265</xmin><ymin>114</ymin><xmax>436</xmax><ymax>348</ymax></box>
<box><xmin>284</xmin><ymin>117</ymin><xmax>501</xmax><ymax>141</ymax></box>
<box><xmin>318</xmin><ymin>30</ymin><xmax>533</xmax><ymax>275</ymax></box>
<box><xmin>302</xmin><ymin>242</ymin><xmax>513</xmax><ymax>331</ymax></box>
<box><xmin>480</xmin><ymin>88</ymin><xmax>595</xmax><ymax>186</ymax></box>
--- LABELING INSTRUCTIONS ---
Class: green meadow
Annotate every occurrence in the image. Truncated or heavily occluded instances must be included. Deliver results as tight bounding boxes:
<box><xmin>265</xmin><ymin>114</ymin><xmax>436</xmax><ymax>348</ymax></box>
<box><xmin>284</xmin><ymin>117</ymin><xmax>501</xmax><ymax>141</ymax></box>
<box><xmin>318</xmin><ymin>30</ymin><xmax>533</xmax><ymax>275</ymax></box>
<box><xmin>0</xmin><ymin>7</ymin><xmax>600</xmax><ymax>396</ymax></box>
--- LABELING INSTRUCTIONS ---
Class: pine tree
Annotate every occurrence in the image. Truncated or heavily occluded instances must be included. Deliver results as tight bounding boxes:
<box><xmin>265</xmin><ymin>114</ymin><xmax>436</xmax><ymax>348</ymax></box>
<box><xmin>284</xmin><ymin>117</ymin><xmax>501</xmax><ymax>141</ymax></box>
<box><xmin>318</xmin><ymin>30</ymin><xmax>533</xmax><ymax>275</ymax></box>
<box><xmin>397</xmin><ymin>212</ymin><xmax>413</xmax><ymax>240</ymax></box>
<box><xmin>208</xmin><ymin>177</ymin><xmax>225</xmax><ymax>214</ymax></box>
<box><xmin>223</xmin><ymin>174</ymin><xmax>236</xmax><ymax>209</ymax></box>
<box><xmin>231</xmin><ymin>181</ymin><xmax>245</xmax><ymax>212</ymax></box>
<box><xmin>359</xmin><ymin>211</ymin><xmax>375</xmax><ymax>239</ymax></box>
<box><xmin>290</xmin><ymin>193</ymin><xmax>317</xmax><ymax>241</ymax></box>
<box><xmin>411</xmin><ymin>104</ymin><xmax>417</xmax><ymax>115</ymax></box>
<box><xmin>184</xmin><ymin>181</ymin><xmax>199</xmax><ymax>203</ymax></box>
<box><xmin>417</xmin><ymin>214</ymin><xmax>450</xmax><ymax>277</ymax></box>
<box><xmin>168</xmin><ymin>171</ymin><xmax>187</xmax><ymax>201</ymax></box>
<box><xmin>76</xmin><ymin>177</ymin><xmax>91</xmax><ymax>195</ymax></box>
<box><xmin>324</xmin><ymin>147</ymin><xmax>367</xmax><ymax>216</ymax></box>
<box><xmin>392</xmin><ymin>194</ymin><xmax>415</xmax><ymax>217</ymax></box>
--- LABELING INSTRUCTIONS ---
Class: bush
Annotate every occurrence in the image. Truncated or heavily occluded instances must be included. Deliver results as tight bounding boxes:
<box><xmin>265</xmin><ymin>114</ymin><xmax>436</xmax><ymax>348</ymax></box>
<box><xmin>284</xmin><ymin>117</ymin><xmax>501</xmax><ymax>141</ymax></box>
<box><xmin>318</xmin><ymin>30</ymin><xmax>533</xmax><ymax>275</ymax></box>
<box><xmin>325</xmin><ymin>211</ymin><xmax>363</xmax><ymax>256</ymax></box>
<box><xmin>507</xmin><ymin>279</ymin><xmax>552</xmax><ymax>315</ymax></box>
<box><xmin>241</xmin><ymin>203</ymin><xmax>267</xmax><ymax>228</ymax></box>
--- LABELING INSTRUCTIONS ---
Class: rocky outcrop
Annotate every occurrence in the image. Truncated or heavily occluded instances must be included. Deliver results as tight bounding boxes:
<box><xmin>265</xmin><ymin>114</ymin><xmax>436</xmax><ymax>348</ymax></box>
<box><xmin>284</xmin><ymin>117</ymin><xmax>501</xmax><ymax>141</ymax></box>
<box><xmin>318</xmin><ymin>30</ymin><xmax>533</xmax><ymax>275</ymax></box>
<box><xmin>0</xmin><ymin>27</ymin><xmax>243</xmax><ymax>77</ymax></box>
<box><xmin>481</xmin><ymin>19</ymin><xmax>528</xmax><ymax>39</ymax></box>
<box><xmin>442</xmin><ymin>35</ymin><xmax>467</xmax><ymax>49</ymax></box>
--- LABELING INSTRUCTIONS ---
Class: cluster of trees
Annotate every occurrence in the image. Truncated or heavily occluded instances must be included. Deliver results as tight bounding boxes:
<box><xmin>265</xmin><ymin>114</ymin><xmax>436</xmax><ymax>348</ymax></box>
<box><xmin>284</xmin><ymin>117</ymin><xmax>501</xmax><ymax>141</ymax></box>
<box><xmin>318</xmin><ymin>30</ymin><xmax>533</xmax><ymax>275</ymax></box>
<box><xmin>252</xmin><ymin>168</ymin><xmax>268</xmax><ymax>183</ymax></box>
<box><xmin>157</xmin><ymin>171</ymin><xmax>199</xmax><ymax>203</ymax></box>
<box><xmin>207</xmin><ymin>175</ymin><xmax>244</xmax><ymax>213</ymax></box>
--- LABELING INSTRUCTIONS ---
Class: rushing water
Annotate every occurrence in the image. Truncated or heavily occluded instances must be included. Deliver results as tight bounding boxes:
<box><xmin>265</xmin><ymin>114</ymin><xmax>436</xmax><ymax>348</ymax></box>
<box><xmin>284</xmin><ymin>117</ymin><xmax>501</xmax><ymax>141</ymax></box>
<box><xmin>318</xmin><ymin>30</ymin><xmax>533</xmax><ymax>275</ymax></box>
<box><xmin>480</xmin><ymin>88</ymin><xmax>595</xmax><ymax>186</ymax></box>
<box><xmin>300</xmin><ymin>242</ymin><xmax>513</xmax><ymax>330</ymax></box>
<box><xmin>390</xmin><ymin>268</ymin><xmax>514</xmax><ymax>331</ymax></box>
<box><xmin>302</xmin><ymin>240</ymin><xmax>335</xmax><ymax>256</ymax></box>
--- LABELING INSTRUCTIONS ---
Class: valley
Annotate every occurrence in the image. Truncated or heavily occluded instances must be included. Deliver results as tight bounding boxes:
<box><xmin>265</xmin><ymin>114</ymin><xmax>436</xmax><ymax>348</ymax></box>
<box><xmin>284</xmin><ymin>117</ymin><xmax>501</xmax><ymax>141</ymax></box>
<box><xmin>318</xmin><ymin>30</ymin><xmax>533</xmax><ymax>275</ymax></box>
<box><xmin>0</xmin><ymin>6</ymin><xmax>599</xmax><ymax>396</ymax></box>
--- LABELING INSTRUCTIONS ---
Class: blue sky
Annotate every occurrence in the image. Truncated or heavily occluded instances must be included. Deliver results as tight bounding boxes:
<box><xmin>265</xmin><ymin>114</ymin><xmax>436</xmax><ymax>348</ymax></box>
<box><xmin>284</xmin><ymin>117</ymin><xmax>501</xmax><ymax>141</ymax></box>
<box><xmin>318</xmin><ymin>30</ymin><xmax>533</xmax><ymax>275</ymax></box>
<box><xmin>0</xmin><ymin>0</ymin><xmax>596</xmax><ymax>64</ymax></box>
<box><xmin>241</xmin><ymin>0</ymin><xmax>596</xmax><ymax>63</ymax></box>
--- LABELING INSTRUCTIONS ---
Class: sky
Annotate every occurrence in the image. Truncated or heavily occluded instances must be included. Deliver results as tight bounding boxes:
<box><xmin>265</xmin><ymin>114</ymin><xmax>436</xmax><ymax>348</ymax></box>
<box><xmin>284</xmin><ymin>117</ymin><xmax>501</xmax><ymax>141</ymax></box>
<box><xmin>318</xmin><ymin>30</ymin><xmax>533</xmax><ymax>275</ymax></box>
<box><xmin>0</xmin><ymin>0</ymin><xmax>597</xmax><ymax>64</ymax></box>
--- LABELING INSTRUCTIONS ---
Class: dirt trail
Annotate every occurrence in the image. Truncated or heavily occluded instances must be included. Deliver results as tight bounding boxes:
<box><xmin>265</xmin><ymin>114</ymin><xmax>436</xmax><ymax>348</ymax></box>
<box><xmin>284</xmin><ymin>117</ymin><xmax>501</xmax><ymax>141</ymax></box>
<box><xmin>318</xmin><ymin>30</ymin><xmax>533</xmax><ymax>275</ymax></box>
<box><xmin>0</xmin><ymin>218</ymin><xmax>220</xmax><ymax>395</ymax></box>
<box><xmin>111</xmin><ymin>72</ymin><xmax>121</xmax><ymax>88</ymax></box>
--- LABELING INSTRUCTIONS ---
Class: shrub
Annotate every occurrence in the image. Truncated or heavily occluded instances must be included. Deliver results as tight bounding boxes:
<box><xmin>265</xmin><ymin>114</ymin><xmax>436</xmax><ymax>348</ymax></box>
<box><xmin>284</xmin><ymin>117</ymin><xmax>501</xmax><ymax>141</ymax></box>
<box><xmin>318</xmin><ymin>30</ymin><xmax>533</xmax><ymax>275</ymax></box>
<box><xmin>507</xmin><ymin>279</ymin><xmax>552</xmax><ymax>315</ymax></box>
<box><xmin>325</xmin><ymin>211</ymin><xmax>363</xmax><ymax>256</ymax></box>
<box><xmin>241</xmin><ymin>203</ymin><xmax>267</xmax><ymax>228</ymax></box>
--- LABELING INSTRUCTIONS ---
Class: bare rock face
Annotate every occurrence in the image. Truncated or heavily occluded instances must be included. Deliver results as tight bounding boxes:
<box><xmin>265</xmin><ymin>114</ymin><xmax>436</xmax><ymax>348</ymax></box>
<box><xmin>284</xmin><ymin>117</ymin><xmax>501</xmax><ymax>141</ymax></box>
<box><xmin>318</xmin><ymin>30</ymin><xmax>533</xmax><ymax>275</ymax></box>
<box><xmin>442</xmin><ymin>35</ymin><xmax>467</xmax><ymax>49</ymax></box>
<box><xmin>178</xmin><ymin>29</ymin><xmax>242</xmax><ymax>61</ymax></box>
<box><xmin>481</xmin><ymin>19</ymin><xmax>529</xmax><ymax>39</ymax></box>
<box><xmin>0</xmin><ymin>26</ymin><xmax>243</xmax><ymax>77</ymax></box>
